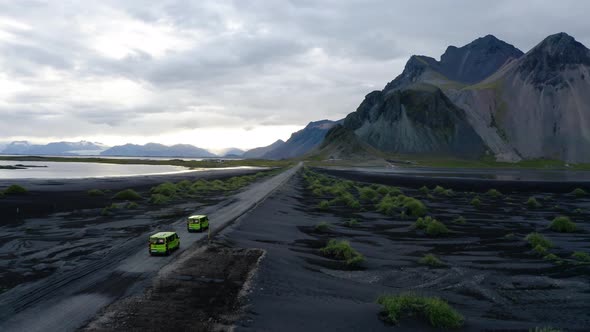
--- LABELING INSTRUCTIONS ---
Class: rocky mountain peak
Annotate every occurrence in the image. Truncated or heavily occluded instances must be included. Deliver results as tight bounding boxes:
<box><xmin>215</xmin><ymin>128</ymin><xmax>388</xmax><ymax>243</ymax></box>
<box><xmin>439</xmin><ymin>35</ymin><xmax>523</xmax><ymax>84</ymax></box>
<box><xmin>518</xmin><ymin>32</ymin><xmax>590</xmax><ymax>86</ymax></box>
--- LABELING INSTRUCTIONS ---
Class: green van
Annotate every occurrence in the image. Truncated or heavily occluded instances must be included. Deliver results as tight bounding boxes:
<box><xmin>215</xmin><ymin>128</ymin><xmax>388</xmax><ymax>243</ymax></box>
<box><xmin>149</xmin><ymin>232</ymin><xmax>180</xmax><ymax>255</ymax></box>
<box><xmin>187</xmin><ymin>214</ymin><xmax>209</xmax><ymax>232</ymax></box>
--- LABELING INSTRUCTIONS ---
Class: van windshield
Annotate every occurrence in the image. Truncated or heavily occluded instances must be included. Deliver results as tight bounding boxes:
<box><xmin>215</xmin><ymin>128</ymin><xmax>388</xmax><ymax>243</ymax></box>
<box><xmin>150</xmin><ymin>238</ymin><xmax>165</xmax><ymax>244</ymax></box>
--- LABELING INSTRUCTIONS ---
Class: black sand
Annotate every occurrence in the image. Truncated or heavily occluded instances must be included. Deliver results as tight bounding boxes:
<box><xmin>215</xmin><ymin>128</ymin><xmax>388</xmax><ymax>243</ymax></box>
<box><xmin>217</xmin><ymin>169</ymin><xmax>590</xmax><ymax>331</ymax></box>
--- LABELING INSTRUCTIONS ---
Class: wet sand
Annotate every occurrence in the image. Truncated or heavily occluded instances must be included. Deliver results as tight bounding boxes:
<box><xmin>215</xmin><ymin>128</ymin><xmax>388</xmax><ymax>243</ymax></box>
<box><xmin>216</xmin><ymin>169</ymin><xmax>590</xmax><ymax>331</ymax></box>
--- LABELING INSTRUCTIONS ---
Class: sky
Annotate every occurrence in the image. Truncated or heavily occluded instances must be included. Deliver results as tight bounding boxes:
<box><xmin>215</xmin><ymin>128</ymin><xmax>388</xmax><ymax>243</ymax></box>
<box><xmin>0</xmin><ymin>0</ymin><xmax>588</xmax><ymax>153</ymax></box>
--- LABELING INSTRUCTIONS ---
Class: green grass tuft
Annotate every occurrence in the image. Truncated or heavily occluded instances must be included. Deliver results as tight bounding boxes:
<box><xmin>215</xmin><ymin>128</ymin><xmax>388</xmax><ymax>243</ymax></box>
<box><xmin>486</xmin><ymin>189</ymin><xmax>502</xmax><ymax>198</ymax></box>
<box><xmin>470</xmin><ymin>196</ymin><xmax>481</xmax><ymax>207</ymax></box>
<box><xmin>344</xmin><ymin>218</ymin><xmax>359</xmax><ymax>227</ymax></box>
<box><xmin>113</xmin><ymin>189</ymin><xmax>142</xmax><ymax>200</ymax></box>
<box><xmin>570</xmin><ymin>188</ymin><xmax>587</xmax><ymax>197</ymax></box>
<box><xmin>525</xmin><ymin>232</ymin><xmax>553</xmax><ymax>249</ymax></box>
<box><xmin>358</xmin><ymin>187</ymin><xmax>380</xmax><ymax>202</ymax></box>
<box><xmin>419</xmin><ymin>254</ymin><xmax>445</xmax><ymax>267</ymax></box>
<box><xmin>87</xmin><ymin>189</ymin><xmax>105</xmax><ymax>196</ymax></box>
<box><xmin>317</xmin><ymin>200</ymin><xmax>331</xmax><ymax>210</ymax></box>
<box><xmin>149</xmin><ymin>193</ymin><xmax>171</xmax><ymax>205</ymax></box>
<box><xmin>526</xmin><ymin>196</ymin><xmax>542</xmax><ymax>208</ymax></box>
<box><xmin>4</xmin><ymin>184</ymin><xmax>27</xmax><ymax>195</ymax></box>
<box><xmin>419</xmin><ymin>186</ymin><xmax>429</xmax><ymax>194</ymax></box>
<box><xmin>377</xmin><ymin>293</ymin><xmax>464</xmax><ymax>328</ymax></box>
<box><xmin>452</xmin><ymin>216</ymin><xmax>466</xmax><ymax>224</ymax></box>
<box><xmin>125</xmin><ymin>202</ymin><xmax>139</xmax><ymax>209</ymax></box>
<box><xmin>549</xmin><ymin>216</ymin><xmax>576</xmax><ymax>232</ymax></box>
<box><xmin>533</xmin><ymin>244</ymin><xmax>548</xmax><ymax>256</ymax></box>
<box><xmin>571</xmin><ymin>251</ymin><xmax>590</xmax><ymax>263</ymax></box>
<box><xmin>433</xmin><ymin>185</ymin><xmax>446</xmax><ymax>194</ymax></box>
<box><xmin>320</xmin><ymin>239</ymin><xmax>364</xmax><ymax>267</ymax></box>
<box><xmin>414</xmin><ymin>216</ymin><xmax>449</xmax><ymax>236</ymax></box>
<box><xmin>314</xmin><ymin>221</ymin><xmax>331</xmax><ymax>232</ymax></box>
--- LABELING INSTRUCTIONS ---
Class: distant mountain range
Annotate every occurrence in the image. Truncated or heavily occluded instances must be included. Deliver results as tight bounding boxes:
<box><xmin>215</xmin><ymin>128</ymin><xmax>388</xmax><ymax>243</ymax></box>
<box><xmin>311</xmin><ymin>32</ymin><xmax>590</xmax><ymax>163</ymax></box>
<box><xmin>1</xmin><ymin>141</ymin><xmax>108</xmax><ymax>155</ymax></box>
<box><xmin>100</xmin><ymin>143</ymin><xmax>216</xmax><ymax>158</ymax></box>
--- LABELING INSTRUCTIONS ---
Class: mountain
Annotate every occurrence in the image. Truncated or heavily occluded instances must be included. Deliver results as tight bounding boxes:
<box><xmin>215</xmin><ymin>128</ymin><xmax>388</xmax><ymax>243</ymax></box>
<box><xmin>242</xmin><ymin>140</ymin><xmax>285</xmax><ymax>159</ymax></box>
<box><xmin>342</xmin><ymin>84</ymin><xmax>487</xmax><ymax>157</ymax></box>
<box><xmin>310</xmin><ymin>124</ymin><xmax>384</xmax><ymax>160</ymax></box>
<box><xmin>454</xmin><ymin>32</ymin><xmax>590</xmax><ymax>162</ymax></box>
<box><xmin>262</xmin><ymin>120</ymin><xmax>340</xmax><ymax>159</ymax></box>
<box><xmin>384</xmin><ymin>35</ymin><xmax>523</xmax><ymax>92</ymax></box>
<box><xmin>101</xmin><ymin>143</ymin><xmax>216</xmax><ymax>158</ymax></box>
<box><xmin>1</xmin><ymin>141</ymin><xmax>107</xmax><ymax>155</ymax></box>
<box><xmin>220</xmin><ymin>148</ymin><xmax>245</xmax><ymax>157</ymax></box>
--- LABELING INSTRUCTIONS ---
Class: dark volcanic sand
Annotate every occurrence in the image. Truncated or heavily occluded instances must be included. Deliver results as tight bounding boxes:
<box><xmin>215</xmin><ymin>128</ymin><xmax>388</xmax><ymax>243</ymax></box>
<box><xmin>0</xmin><ymin>168</ymin><xmax>266</xmax><ymax>293</ymax></box>
<box><xmin>216</xmin><ymin>170</ymin><xmax>590</xmax><ymax>331</ymax></box>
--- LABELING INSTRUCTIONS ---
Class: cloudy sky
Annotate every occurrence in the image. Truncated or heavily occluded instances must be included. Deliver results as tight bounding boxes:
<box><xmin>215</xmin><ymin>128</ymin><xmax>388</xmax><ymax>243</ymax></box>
<box><xmin>0</xmin><ymin>0</ymin><xmax>588</xmax><ymax>152</ymax></box>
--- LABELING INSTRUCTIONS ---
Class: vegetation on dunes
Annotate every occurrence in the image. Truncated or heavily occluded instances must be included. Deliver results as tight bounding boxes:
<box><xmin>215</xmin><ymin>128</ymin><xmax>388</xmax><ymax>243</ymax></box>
<box><xmin>3</xmin><ymin>184</ymin><xmax>27</xmax><ymax>195</ymax></box>
<box><xmin>377</xmin><ymin>293</ymin><xmax>464</xmax><ymax>328</ymax></box>
<box><xmin>87</xmin><ymin>189</ymin><xmax>105</xmax><ymax>196</ymax></box>
<box><xmin>320</xmin><ymin>239</ymin><xmax>364</xmax><ymax>267</ymax></box>
<box><xmin>419</xmin><ymin>254</ymin><xmax>445</xmax><ymax>267</ymax></box>
<box><xmin>549</xmin><ymin>216</ymin><xmax>576</xmax><ymax>233</ymax></box>
<box><xmin>113</xmin><ymin>189</ymin><xmax>142</xmax><ymax>201</ymax></box>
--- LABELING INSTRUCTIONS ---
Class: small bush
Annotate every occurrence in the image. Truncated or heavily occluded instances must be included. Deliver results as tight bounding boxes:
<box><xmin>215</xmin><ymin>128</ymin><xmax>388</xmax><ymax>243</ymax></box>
<box><xmin>4</xmin><ymin>184</ymin><xmax>27</xmax><ymax>195</ymax></box>
<box><xmin>359</xmin><ymin>187</ymin><xmax>380</xmax><ymax>202</ymax></box>
<box><xmin>533</xmin><ymin>244</ymin><xmax>548</xmax><ymax>256</ymax></box>
<box><xmin>414</xmin><ymin>216</ymin><xmax>434</xmax><ymax>230</ymax></box>
<box><xmin>486</xmin><ymin>189</ymin><xmax>502</xmax><ymax>198</ymax></box>
<box><xmin>126</xmin><ymin>202</ymin><xmax>139</xmax><ymax>209</ymax></box>
<box><xmin>419</xmin><ymin>254</ymin><xmax>445</xmax><ymax>267</ymax></box>
<box><xmin>315</xmin><ymin>221</ymin><xmax>331</xmax><ymax>232</ymax></box>
<box><xmin>88</xmin><ymin>189</ymin><xmax>105</xmax><ymax>196</ymax></box>
<box><xmin>320</xmin><ymin>239</ymin><xmax>364</xmax><ymax>267</ymax></box>
<box><xmin>442</xmin><ymin>189</ymin><xmax>454</xmax><ymax>197</ymax></box>
<box><xmin>150</xmin><ymin>194</ymin><xmax>171</xmax><ymax>205</ymax></box>
<box><xmin>526</xmin><ymin>197</ymin><xmax>542</xmax><ymax>208</ymax></box>
<box><xmin>570</xmin><ymin>188</ymin><xmax>587</xmax><ymax>197</ymax></box>
<box><xmin>426</xmin><ymin>220</ymin><xmax>449</xmax><ymax>236</ymax></box>
<box><xmin>574</xmin><ymin>208</ymin><xmax>583</xmax><ymax>214</ymax></box>
<box><xmin>403</xmin><ymin>197</ymin><xmax>427</xmax><ymax>217</ymax></box>
<box><xmin>419</xmin><ymin>186</ymin><xmax>429</xmax><ymax>194</ymax></box>
<box><xmin>414</xmin><ymin>216</ymin><xmax>449</xmax><ymax>236</ymax></box>
<box><xmin>571</xmin><ymin>251</ymin><xmax>590</xmax><ymax>263</ymax></box>
<box><xmin>101</xmin><ymin>207</ymin><xmax>112</xmax><ymax>216</ymax></box>
<box><xmin>344</xmin><ymin>218</ymin><xmax>359</xmax><ymax>227</ymax></box>
<box><xmin>549</xmin><ymin>216</ymin><xmax>576</xmax><ymax>232</ymax></box>
<box><xmin>151</xmin><ymin>182</ymin><xmax>178</xmax><ymax>196</ymax></box>
<box><xmin>543</xmin><ymin>253</ymin><xmax>561</xmax><ymax>263</ymax></box>
<box><xmin>470</xmin><ymin>196</ymin><xmax>481</xmax><ymax>208</ymax></box>
<box><xmin>525</xmin><ymin>232</ymin><xmax>553</xmax><ymax>249</ymax></box>
<box><xmin>433</xmin><ymin>185</ymin><xmax>445</xmax><ymax>194</ymax></box>
<box><xmin>318</xmin><ymin>200</ymin><xmax>331</xmax><ymax>210</ymax></box>
<box><xmin>113</xmin><ymin>189</ymin><xmax>142</xmax><ymax>201</ymax></box>
<box><xmin>452</xmin><ymin>216</ymin><xmax>466</xmax><ymax>224</ymax></box>
<box><xmin>377</xmin><ymin>293</ymin><xmax>464</xmax><ymax>329</ymax></box>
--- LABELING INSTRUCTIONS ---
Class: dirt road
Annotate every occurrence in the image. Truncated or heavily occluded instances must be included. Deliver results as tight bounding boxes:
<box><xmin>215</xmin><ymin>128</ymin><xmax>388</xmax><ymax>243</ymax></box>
<box><xmin>0</xmin><ymin>163</ymin><xmax>301</xmax><ymax>332</ymax></box>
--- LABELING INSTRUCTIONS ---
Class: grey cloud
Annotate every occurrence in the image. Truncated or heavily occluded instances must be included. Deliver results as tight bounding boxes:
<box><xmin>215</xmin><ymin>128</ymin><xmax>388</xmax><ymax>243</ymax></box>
<box><xmin>0</xmin><ymin>0</ymin><xmax>589</xmax><ymax>144</ymax></box>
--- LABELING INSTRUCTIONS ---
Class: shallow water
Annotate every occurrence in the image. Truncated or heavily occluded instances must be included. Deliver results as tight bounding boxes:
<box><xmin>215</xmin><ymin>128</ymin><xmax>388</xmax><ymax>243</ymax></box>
<box><xmin>0</xmin><ymin>161</ymin><xmax>193</xmax><ymax>179</ymax></box>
